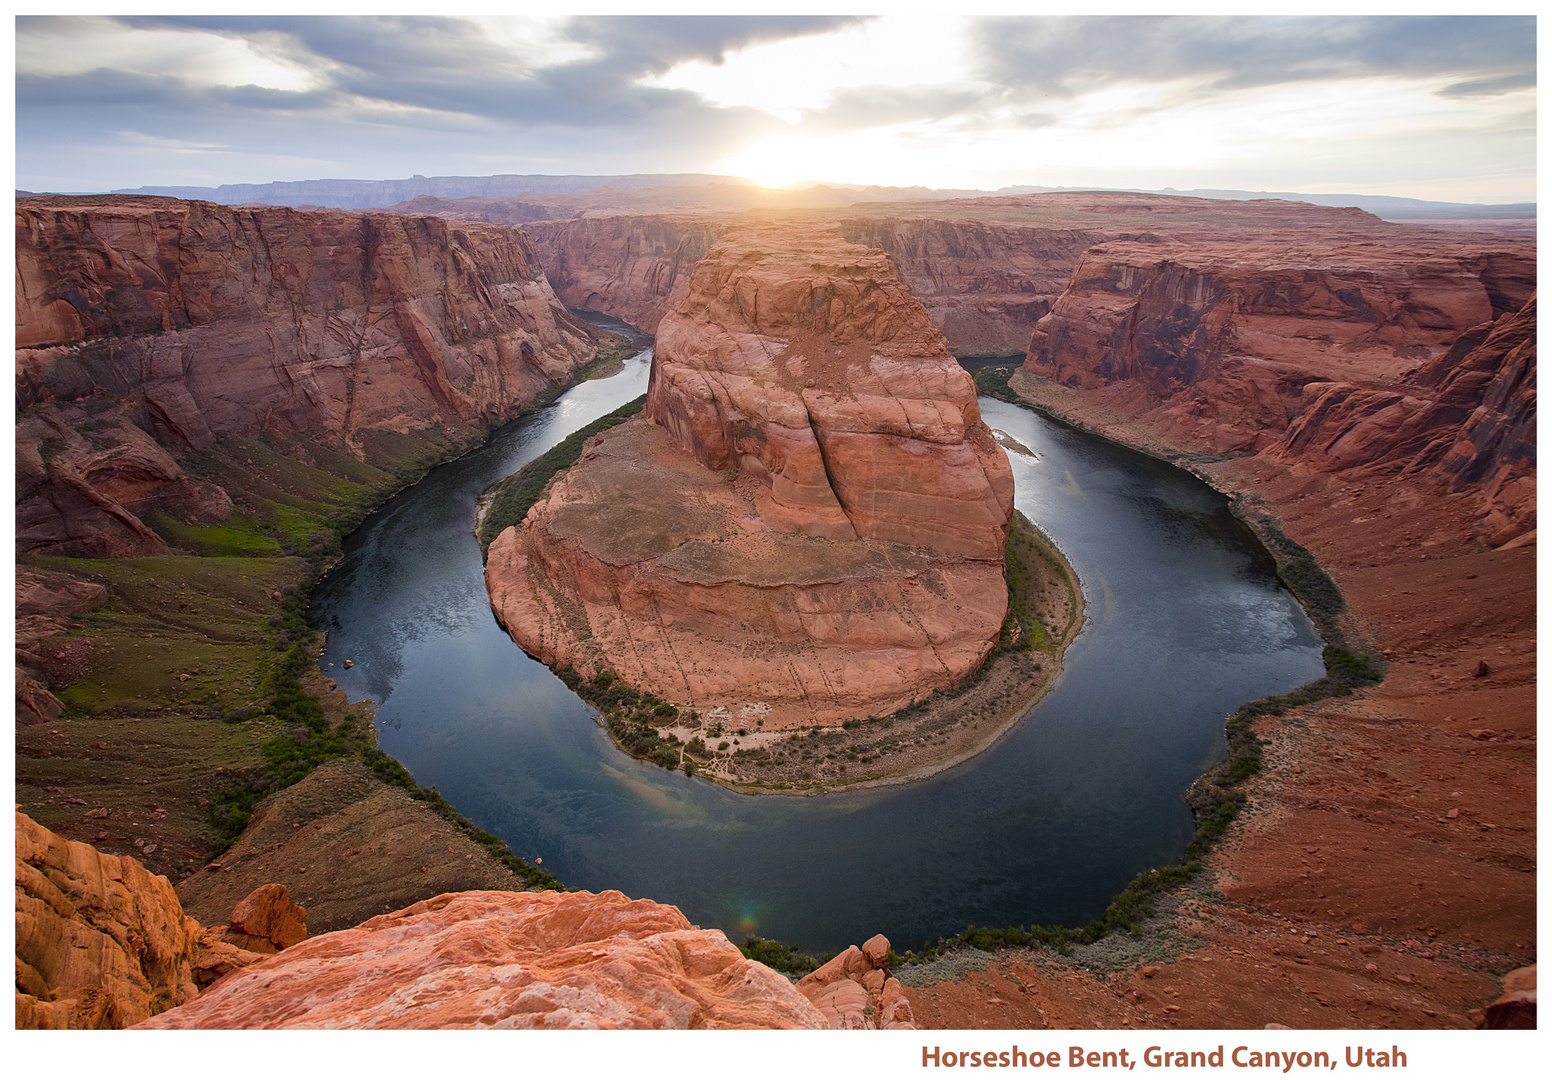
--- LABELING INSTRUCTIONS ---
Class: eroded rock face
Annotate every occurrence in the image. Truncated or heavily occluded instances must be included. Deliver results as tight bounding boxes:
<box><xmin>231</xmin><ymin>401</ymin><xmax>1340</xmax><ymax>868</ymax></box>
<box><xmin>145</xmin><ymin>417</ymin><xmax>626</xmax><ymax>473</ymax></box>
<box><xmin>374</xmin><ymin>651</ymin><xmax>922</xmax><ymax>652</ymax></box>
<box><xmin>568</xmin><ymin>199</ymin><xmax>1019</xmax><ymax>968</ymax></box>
<box><xmin>1022</xmin><ymin>237</ymin><xmax>1533</xmax><ymax>456</ymax></box>
<box><xmin>1272</xmin><ymin>296</ymin><xmax>1536</xmax><ymax>546</ymax></box>
<box><xmin>836</xmin><ymin>217</ymin><xmax>1103</xmax><ymax>357</ymax></box>
<box><xmin>15</xmin><ymin>567</ymin><xmax>109</xmax><ymax>724</ymax></box>
<box><xmin>487</xmin><ymin>225</ymin><xmax>1013</xmax><ymax>726</ymax></box>
<box><xmin>136</xmin><ymin>889</ymin><xmax>827</xmax><ymax>1029</ymax></box>
<box><xmin>15</xmin><ymin>195</ymin><xmax>604</xmax><ymax>556</ymax></box>
<box><xmin>15</xmin><ymin>810</ymin><xmax>202</xmax><ymax>1029</ymax></box>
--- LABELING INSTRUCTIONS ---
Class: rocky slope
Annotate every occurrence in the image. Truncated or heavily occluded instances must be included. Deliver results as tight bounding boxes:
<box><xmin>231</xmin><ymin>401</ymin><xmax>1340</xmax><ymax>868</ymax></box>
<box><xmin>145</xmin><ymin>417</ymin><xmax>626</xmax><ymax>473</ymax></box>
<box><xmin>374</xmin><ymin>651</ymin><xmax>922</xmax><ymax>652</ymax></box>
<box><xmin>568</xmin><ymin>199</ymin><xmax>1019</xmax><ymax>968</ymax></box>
<box><xmin>16</xmin><ymin>195</ymin><xmax>607</xmax><ymax>557</ymax></box>
<box><xmin>487</xmin><ymin>223</ymin><xmax>1013</xmax><ymax>728</ymax></box>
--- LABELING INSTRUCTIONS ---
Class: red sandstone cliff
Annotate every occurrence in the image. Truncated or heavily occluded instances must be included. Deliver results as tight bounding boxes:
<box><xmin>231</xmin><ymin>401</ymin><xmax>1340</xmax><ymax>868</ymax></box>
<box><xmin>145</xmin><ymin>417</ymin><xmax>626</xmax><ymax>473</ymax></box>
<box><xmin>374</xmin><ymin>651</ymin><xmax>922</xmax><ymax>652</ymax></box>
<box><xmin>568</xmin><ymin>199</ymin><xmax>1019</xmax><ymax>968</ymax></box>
<box><xmin>15</xmin><ymin>195</ymin><xmax>606</xmax><ymax>556</ymax></box>
<box><xmin>486</xmin><ymin>224</ymin><xmax>1014</xmax><ymax>727</ymax></box>
<box><xmin>517</xmin><ymin>194</ymin><xmax>1532</xmax><ymax>362</ymax></box>
<box><xmin>835</xmin><ymin>217</ymin><xmax>1103</xmax><ymax>356</ymax></box>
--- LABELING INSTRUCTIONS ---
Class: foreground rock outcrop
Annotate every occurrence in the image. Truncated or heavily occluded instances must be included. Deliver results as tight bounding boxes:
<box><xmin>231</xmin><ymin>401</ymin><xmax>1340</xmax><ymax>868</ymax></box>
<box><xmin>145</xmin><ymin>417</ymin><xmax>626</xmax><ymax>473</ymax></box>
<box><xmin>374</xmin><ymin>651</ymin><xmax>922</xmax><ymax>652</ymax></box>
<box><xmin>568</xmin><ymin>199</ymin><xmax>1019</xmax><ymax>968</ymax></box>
<box><xmin>137</xmin><ymin>889</ymin><xmax>827</xmax><ymax>1029</ymax></box>
<box><xmin>19</xmin><ymin>813</ymin><xmax>823</xmax><ymax>1030</ymax></box>
<box><xmin>487</xmin><ymin>224</ymin><xmax>1013</xmax><ymax>727</ymax></box>
<box><xmin>796</xmin><ymin>933</ymin><xmax>916</xmax><ymax>1029</ymax></box>
<box><xmin>14</xmin><ymin>811</ymin><xmax>290</xmax><ymax>1027</ymax></box>
<box><xmin>16</xmin><ymin>195</ymin><xmax>607</xmax><ymax>556</ymax></box>
<box><xmin>16</xmin><ymin>810</ymin><xmax>202</xmax><ymax>1028</ymax></box>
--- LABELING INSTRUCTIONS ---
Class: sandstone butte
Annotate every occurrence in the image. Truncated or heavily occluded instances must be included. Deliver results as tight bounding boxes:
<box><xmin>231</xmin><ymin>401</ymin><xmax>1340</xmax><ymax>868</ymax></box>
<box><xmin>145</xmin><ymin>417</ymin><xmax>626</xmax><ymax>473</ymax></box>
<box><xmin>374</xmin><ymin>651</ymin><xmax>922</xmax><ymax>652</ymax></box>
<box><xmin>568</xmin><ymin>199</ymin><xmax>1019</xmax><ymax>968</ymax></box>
<box><xmin>16</xmin><ymin>194</ymin><xmax>605</xmax><ymax>559</ymax></box>
<box><xmin>485</xmin><ymin>223</ymin><xmax>1015</xmax><ymax>727</ymax></box>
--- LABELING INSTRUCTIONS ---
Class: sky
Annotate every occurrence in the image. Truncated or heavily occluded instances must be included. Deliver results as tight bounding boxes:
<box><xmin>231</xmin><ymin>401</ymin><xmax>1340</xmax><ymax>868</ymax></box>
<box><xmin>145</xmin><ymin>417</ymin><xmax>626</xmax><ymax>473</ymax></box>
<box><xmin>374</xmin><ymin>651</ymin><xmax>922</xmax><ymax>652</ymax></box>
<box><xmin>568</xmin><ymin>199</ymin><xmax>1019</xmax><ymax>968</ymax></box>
<box><xmin>12</xmin><ymin>11</ymin><xmax>1539</xmax><ymax>203</ymax></box>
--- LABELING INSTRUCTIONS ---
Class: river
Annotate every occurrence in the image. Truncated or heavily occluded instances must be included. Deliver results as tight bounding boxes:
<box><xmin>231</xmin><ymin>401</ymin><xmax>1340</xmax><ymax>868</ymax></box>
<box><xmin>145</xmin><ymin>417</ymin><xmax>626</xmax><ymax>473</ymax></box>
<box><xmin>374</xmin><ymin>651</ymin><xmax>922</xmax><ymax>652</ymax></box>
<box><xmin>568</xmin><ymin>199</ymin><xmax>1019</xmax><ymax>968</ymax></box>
<box><xmin>311</xmin><ymin>343</ymin><xmax>1325</xmax><ymax>953</ymax></box>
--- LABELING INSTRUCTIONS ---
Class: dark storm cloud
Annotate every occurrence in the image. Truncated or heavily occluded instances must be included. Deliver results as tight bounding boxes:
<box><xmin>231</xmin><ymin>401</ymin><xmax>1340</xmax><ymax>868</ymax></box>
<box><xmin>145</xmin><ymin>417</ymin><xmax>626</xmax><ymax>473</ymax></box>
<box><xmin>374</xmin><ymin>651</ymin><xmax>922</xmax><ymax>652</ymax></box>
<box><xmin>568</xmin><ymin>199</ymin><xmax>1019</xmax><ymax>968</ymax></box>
<box><xmin>971</xmin><ymin>15</ymin><xmax>1536</xmax><ymax>101</ymax></box>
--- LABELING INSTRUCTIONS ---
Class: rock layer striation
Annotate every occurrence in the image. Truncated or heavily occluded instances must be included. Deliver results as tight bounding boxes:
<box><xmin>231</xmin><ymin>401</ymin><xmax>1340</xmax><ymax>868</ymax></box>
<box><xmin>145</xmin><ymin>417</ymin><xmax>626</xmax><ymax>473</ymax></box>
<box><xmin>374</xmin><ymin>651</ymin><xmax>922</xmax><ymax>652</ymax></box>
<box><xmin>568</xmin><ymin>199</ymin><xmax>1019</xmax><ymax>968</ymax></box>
<box><xmin>487</xmin><ymin>224</ymin><xmax>1014</xmax><ymax>727</ymax></box>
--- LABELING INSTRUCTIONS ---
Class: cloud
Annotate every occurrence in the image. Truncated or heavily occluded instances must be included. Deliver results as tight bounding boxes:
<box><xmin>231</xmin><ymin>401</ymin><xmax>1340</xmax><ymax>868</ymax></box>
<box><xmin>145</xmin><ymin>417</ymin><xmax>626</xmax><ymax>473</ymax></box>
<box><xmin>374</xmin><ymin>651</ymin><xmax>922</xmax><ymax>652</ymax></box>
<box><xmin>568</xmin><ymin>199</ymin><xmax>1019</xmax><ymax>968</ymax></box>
<box><xmin>96</xmin><ymin>15</ymin><xmax>860</xmax><ymax>125</ymax></box>
<box><xmin>18</xmin><ymin>15</ymin><xmax>859</xmax><ymax>188</ymax></box>
<box><xmin>798</xmin><ymin>86</ymin><xmax>990</xmax><ymax>134</ymax></box>
<box><xmin>970</xmin><ymin>15</ymin><xmax>1536</xmax><ymax>102</ymax></box>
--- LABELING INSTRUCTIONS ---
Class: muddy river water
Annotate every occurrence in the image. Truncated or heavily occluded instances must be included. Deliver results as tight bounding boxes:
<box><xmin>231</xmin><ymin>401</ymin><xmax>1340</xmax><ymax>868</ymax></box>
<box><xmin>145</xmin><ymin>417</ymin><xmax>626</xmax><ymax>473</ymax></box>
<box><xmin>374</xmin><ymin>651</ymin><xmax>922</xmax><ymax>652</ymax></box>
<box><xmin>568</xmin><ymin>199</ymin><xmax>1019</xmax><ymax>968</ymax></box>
<box><xmin>312</xmin><ymin>343</ymin><xmax>1324</xmax><ymax>953</ymax></box>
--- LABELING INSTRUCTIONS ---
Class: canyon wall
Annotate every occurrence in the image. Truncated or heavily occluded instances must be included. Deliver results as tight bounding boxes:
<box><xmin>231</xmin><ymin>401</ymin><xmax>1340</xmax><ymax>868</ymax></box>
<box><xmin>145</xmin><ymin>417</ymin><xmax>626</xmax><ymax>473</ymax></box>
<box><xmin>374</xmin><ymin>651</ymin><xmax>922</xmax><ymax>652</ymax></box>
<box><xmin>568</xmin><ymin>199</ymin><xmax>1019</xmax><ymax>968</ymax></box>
<box><xmin>1271</xmin><ymin>296</ymin><xmax>1536</xmax><ymax>545</ymax></box>
<box><xmin>518</xmin><ymin>194</ymin><xmax>1528</xmax><ymax>362</ymax></box>
<box><xmin>835</xmin><ymin>217</ymin><xmax>1103</xmax><ymax>356</ymax></box>
<box><xmin>16</xmin><ymin>195</ymin><xmax>605</xmax><ymax>556</ymax></box>
<box><xmin>522</xmin><ymin>215</ymin><xmax>727</xmax><ymax>333</ymax></box>
<box><xmin>1021</xmin><ymin>237</ymin><xmax>1534</xmax><ymax>455</ymax></box>
<box><xmin>486</xmin><ymin>224</ymin><xmax>1014</xmax><ymax>727</ymax></box>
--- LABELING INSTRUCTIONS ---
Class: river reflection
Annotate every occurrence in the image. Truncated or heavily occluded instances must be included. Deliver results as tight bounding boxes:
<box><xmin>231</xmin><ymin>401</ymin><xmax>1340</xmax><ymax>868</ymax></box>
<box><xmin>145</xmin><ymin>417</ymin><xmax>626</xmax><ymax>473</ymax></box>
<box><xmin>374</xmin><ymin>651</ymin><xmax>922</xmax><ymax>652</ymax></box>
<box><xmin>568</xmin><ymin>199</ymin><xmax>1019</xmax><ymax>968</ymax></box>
<box><xmin>312</xmin><ymin>354</ymin><xmax>1324</xmax><ymax>953</ymax></box>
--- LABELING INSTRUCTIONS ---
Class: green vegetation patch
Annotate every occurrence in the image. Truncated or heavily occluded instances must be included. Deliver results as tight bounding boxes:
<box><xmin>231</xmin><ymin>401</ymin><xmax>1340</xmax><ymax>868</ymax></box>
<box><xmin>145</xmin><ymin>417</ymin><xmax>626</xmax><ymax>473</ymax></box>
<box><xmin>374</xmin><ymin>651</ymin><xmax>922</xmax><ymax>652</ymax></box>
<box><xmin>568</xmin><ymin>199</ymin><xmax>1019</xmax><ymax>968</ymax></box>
<box><xmin>999</xmin><ymin>510</ymin><xmax>1069</xmax><ymax>654</ymax></box>
<box><xmin>477</xmin><ymin>395</ymin><xmax>647</xmax><ymax>553</ymax></box>
<box><xmin>971</xmin><ymin>364</ymin><xmax>1021</xmax><ymax>403</ymax></box>
<box><xmin>28</xmin><ymin>553</ymin><xmax>308</xmax><ymax>718</ymax></box>
<box><xmin>143</xmin><ymin>512</ymin><xmax>284</xmax><ymax>558</ymax></box>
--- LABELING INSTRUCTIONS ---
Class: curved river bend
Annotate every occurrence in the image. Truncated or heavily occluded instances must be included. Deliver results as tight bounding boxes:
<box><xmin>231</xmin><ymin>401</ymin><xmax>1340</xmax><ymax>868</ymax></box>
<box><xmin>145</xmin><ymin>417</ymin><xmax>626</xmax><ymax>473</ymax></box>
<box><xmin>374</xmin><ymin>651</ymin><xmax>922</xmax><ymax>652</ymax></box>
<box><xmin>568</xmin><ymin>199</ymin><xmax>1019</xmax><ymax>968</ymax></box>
<box><xmin>312</xmin><ymin>346</ymin><xmax>1324</xmax><ymax>953</ymax></box>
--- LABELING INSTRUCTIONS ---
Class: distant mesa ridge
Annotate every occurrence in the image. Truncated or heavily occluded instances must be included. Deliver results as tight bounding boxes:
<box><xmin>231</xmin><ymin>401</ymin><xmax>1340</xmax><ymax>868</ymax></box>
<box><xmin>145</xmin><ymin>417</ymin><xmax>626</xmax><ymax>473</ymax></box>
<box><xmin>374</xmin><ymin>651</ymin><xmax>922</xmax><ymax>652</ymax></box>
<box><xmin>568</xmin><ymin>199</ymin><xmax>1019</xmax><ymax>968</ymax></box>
<box><xmin>71</xmin><ymin>172</ymin><xmax>1533</xmax><ymax>221</ymax></box>
<box><xmin>106</xmin><ymin>173</ymin><xmax>755</xmax><ymax>210</ymax></box>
